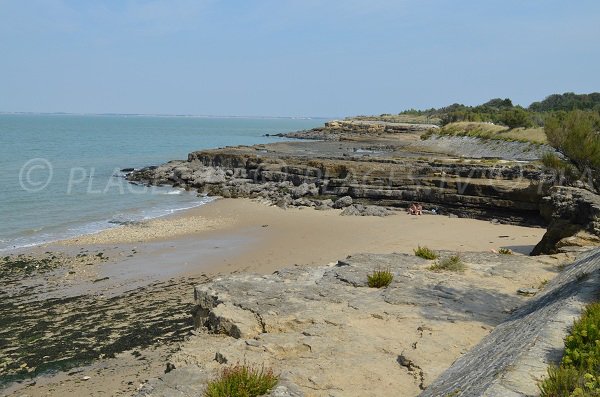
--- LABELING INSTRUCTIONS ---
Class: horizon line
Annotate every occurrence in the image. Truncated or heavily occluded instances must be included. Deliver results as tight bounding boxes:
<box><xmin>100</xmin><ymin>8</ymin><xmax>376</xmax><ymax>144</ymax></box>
<box><xmin>0</xmin><ymin>110</ymin><xmax>335</xmax><ymax>120</ymax></box>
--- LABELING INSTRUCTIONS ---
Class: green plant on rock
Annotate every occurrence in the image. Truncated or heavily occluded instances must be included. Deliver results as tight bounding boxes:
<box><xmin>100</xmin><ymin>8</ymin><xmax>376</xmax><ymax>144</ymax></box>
<box><xmin>428</xmin><ymin>255</ymin><xmax>466</xmax><ymax>272</ymax></box>
<box><xmin>367</xmin><ymin>267</ymin><xmax>394</xmax><ymax>288</ymax></box>
<box><xmin>205</xmin><ymin>364</ymin><xmax>278</xmax><ymax>397</ymax></box>
<box><xmin>539</xmin><ymin>302</ymin><xmax>600</xmax><ymax>396</ymax></box>
<box><xmin>414</xmin><ymin>246</ymin><xmax>438</xmax><ymax>260</ymax></box>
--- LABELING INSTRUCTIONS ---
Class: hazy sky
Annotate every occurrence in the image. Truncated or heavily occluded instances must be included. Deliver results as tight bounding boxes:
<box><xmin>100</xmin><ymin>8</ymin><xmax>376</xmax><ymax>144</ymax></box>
<box><xmin>1</xmin><ymin>0</ymin><xmax>599</xmax><ymax>117</ymax></box>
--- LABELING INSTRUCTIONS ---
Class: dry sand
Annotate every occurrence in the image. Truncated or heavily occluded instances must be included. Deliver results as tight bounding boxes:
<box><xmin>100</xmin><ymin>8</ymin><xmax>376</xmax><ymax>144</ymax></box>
<box><xmin>4</xmin><ymin>198</ymin><xmax>551</xmax><ymax>396</ymax></box>
<box><xmin>61</xmin><ymin>197</ymin><xmax>546</xmax><ymax>276</ymax></box>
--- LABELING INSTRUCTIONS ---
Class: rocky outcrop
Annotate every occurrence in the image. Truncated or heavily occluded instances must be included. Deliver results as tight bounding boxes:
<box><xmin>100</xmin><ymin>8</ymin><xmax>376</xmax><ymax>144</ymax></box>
<box><xmin>532</xmin><ymin>186</ymin><xmax>600</xmax><ymax>255</ymax></box>
<box><xmin>128</xmin><ymin>138</ymin><xmax>554</xmax><ymax>225</ymax></box>
<box><xmin>413</xmin><ymin>135</ymin><xmax>555</xmax><ymax>162</ymax></box>
<box><xmin>272</xmin><ymin>119</ymin><xmax>438</xmax><ymax>141</ymax></box>
<box><xmin>421</xmin><ymin>248</ymin><xmax>600</xmax><ymax>397</ymax></box>
<box><xmin>135</xmin><ymin>251</ymin><xmax>568</xmax><ymax>396</ymax></box>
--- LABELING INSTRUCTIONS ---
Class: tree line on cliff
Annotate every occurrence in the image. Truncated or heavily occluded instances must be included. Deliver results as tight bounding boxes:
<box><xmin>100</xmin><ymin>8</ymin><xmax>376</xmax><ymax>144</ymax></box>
<box><xmin>400</xmin><ymin>92</ymin><xmax>600</xmax><ymax>129</ymax></box>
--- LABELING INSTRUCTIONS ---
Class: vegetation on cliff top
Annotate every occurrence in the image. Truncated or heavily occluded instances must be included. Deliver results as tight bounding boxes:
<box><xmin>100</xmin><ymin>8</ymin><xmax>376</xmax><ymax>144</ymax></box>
<box><xmin>394</xmin><ymin>92</ymin><xmax>600</xmax><ymax>127</ymax></box>
<box><xmin>544</xmin><ymin>110</ymin><xmax>600</xmax><ymax>189</ymax></box>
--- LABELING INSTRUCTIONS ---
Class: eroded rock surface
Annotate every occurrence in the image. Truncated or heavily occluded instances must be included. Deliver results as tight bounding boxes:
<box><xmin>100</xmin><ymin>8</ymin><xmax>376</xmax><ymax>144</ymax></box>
<box><xmin>532</xmin><ymin>186</ymin><xmax>600</xmax><ymax>254</ymax></box>
<box><xmin>421</xmin><ymin>248</ymin><xmax>600</xmax><ymax>397</ymax></box>
<box><xmin>137</xmin><ymin>251</ymin><xmax>564</xmax><ymax>396</ymax></box>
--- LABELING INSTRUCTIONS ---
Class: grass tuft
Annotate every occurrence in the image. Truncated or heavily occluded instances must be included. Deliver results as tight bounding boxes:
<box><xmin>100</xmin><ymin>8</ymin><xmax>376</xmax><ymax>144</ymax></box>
<box><xmin>414</xmin><ymin>246</ymin><xmax>438</xmax><ymax>260</ymax></box>
<box><xmin>205</xmin><ymin>364</ymin><xmax>278</xmax><ymax>397</ymax></box>
<box><xmin>367</xmin><ymin>268</ymin><xmax>394</xmax><ymax>288</ymax></box>
<box><xmin>429</xmin><ymin>255</ymin><xmax>466</xmax><ymax>272</ymax></box>
<box><xmin>498</xmin><ymin>248</ymin><xmax>513</xmax><ymax>255</ymax></box>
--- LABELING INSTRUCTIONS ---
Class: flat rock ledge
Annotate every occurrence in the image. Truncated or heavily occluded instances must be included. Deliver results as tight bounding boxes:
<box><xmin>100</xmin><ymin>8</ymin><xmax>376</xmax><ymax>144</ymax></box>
<box><xmin>135</xmin><ymin>251</ymin><xmax>566</xmax><ymax>397</ymax></box>
<box><xmin>420</xmin><ymin>247</ymin><xmax>600</xmax><ymax>397</ymax></box>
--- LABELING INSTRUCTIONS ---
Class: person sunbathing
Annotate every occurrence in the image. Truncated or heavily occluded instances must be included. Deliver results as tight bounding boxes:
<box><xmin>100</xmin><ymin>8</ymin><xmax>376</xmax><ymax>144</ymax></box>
<box><xmin>416</xmin><ymin>203</ymin><xmax>423</xmax><ymax>215</ymax></box>
<box><xmin>408</xmin><ymin>202</ymin><xmax>423</xmax><ymax>215</ymax></box>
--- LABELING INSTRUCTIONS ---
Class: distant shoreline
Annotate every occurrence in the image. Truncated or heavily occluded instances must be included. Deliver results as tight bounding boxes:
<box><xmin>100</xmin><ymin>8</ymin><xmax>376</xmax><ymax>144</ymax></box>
<box><xmin>0</xmin><ymin>111</ymin><xmax>333</xmax><ymax>120</ymax></box>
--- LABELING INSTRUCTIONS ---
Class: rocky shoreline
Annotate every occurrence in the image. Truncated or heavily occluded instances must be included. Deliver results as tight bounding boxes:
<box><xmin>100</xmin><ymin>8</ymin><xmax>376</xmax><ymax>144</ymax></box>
<box><xmin>6</xmin><ymin>120</ymin><xmax>600</xmax><ymax>396</ymax></box>
<box><xmin>122</xmin><ymin>120</ymin><xmax>600</xmax><ymax>395</ymax></box>
<box><xmin>127</xmin><ymin>120</ymin><xmax>600</xmax><ymax>254</ymax></box>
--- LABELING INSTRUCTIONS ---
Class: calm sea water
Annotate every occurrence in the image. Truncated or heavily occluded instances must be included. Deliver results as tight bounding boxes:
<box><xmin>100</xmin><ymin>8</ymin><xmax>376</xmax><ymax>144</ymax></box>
<box><xmin>0</xmin><ymin>114</ymin><xmax>323</xmax><ymax>251</ymax></box>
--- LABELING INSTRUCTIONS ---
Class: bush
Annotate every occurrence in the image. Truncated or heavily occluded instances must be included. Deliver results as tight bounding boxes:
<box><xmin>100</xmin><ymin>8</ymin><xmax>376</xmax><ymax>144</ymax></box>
<box><xmin>414</xmin><ymin>246</ymin><xmax>438</xmax><ymax>260</ymax></box>
<box><xmin>498</xmin><ymin>248</ymin><xmax>513</xmax><ymax>255</ymax></box>
<box><xmin>429</xmin><ymin>255</ymin><xmax>466</xmax><ymax>272</ymax></box>
<box><xmin>539</xmin><ymin>302</ymin><xmax>600</xmax><ymax>396</ymax></box>
<box><xmin>205</xmin><ymin>364</ymin><xmax>278</xmax><ymax>397</ymax></box>
<box><xmin>544</xmin><ymin>110</ymin><xmax>600</xmax><ymax>189</ymax></box>
<box><xmin>367</xmin><ymin>268</ymin><xmax>394</xmax><ymax>288</ymax></box>
<box><xmin>498</xmin><ymin>107</ymin><xmax>533</xmax><ymax>129</ymax></box>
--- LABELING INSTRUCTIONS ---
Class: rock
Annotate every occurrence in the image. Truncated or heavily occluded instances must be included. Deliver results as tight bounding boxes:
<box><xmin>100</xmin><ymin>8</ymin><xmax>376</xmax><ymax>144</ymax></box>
<box><xmin>205</xmin><ymin>302</ymin><xmax>263</xmax><ymax>339</ymax></box>
<box><xmin>333</xmin><ymin>196</ymin><xmax>353</xmax><ymax>209</ymax></box>
<box><xmin>165</xmin><ymin>362</ymin><xmax>176</xmax><ymax>373</ymax></box>
<box><xmin>290</xmin><ymin>183</ymin><xmax>318</xmax><ymax>199</ymax></box>
<box><xmin>532</xmin><ymin>186</ymin><xmax>600</xmax><ymax>255</ymax></box>
<box><xmin>120</xmin><ymin>168</ymin><xmax>135</xmax><ymax>173</ymax></box>
<box><xmin>291</xmin><ymin>198</ymin><xmax>314</xmax><ymax>207</ymax></box>
<box><xmin>340</xmin><ymin>204</ymin><xmax>394</xmax><ymax>217</ymax></box>
<box><xmin>214</xmin><ymin>351</ymin><xmax>228</xmax><ymax>364</ymax></box>
<box><xmin>516</xmin><ymin>288</ymin><xmax>538</xmax><ymax>296</ymax></box>
<box><xmin>314</xmin><ymin>199</ymin><xmax>334</xmax><ymax>210</ymax></box>
<box><xmin>276</xmin><ymin>195</ymin><xmax>292</xmax><ymax>209</ymax></box>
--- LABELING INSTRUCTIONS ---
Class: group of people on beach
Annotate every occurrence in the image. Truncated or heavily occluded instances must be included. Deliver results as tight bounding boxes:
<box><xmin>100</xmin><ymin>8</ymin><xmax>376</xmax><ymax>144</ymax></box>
<box><xmin>408</xmin><ymin>202</ymin><xmax>423</xmax><ymax>216</ymax></box>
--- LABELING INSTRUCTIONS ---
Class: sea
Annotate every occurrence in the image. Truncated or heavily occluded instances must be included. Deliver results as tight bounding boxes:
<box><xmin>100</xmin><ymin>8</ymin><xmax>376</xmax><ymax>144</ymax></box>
<box><xmin>0</xmin><ymin>114</ymin><xmax>323</xmax><ymax>252</ymax></box>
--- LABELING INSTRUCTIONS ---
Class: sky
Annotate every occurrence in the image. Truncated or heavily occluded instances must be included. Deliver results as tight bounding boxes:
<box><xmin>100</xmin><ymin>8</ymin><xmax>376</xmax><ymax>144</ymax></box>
<box><xmin>0</xmin><ymin>0</ymin><xmax>599</xmax><ymax>117</ymax></box>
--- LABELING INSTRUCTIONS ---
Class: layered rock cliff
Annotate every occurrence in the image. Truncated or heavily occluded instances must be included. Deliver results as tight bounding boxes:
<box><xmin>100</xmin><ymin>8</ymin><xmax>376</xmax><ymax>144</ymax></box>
<box><xmin>129</xmin><ymin>137</ymin><xmax>555</xmax><ymax>226</ymax></box>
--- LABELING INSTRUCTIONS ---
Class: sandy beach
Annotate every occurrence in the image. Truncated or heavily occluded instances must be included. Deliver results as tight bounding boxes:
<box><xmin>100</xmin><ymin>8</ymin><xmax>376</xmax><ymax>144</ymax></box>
<box><xmin>58</xmin><ymin>197</ymin><xmax>547</xmax><ymax>277</ymax></box>
<box><xmin>2</xmin><ymin>198</ymin><xmax>557</xmax><ymax>396</ymax></box>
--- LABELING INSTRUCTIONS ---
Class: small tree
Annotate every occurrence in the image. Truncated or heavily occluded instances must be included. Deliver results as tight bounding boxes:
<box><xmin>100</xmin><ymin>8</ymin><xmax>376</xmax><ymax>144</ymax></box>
<box><xmin>545</xmin><ymin>110</ymin><xmax>600</xmax><ymax>190</ymax></box>
<box><xmin>498</xmin><ymin>108</ymin><xmax>533</xmax><ymax>129</ymax></box>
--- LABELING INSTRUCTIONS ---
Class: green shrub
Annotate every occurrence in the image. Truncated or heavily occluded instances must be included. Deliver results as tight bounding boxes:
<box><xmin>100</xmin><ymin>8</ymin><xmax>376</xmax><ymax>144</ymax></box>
<box><xmin>539</xmin><ymin>302</ymin><xmax>600</xmax><ymax>396</ymax></box>
<box><xmin>538</xmin><ymin>365</ymin><xmax>584</xmax><ymax>397</ymax></box>
<box><xmin>544</xmin><ymin>110</ymin><xmax>600</xmax><ymax>189</ymax></box>
<box><xmin>414</xmin><ymin>246</ymin><xmax>439</xmax><ymax>260</ymax></box>
<box><xmin>205</xmin><ymin>364</ymin><xmax>278</xmax><ymax>397</ymax></box>
<box><xmin>429</xmin><ymin>255</ymin><xmax>466</xmax><ymax>272</ymax></box>
<box><xmin>367</xmin><ymin>268</ymin><xmax>394</xmax><ymax>288</ymax></box>
<box><xmin>498</xmin><ymin>248</ymin><xmax>513</xmax><ymax>255</ymax></box>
